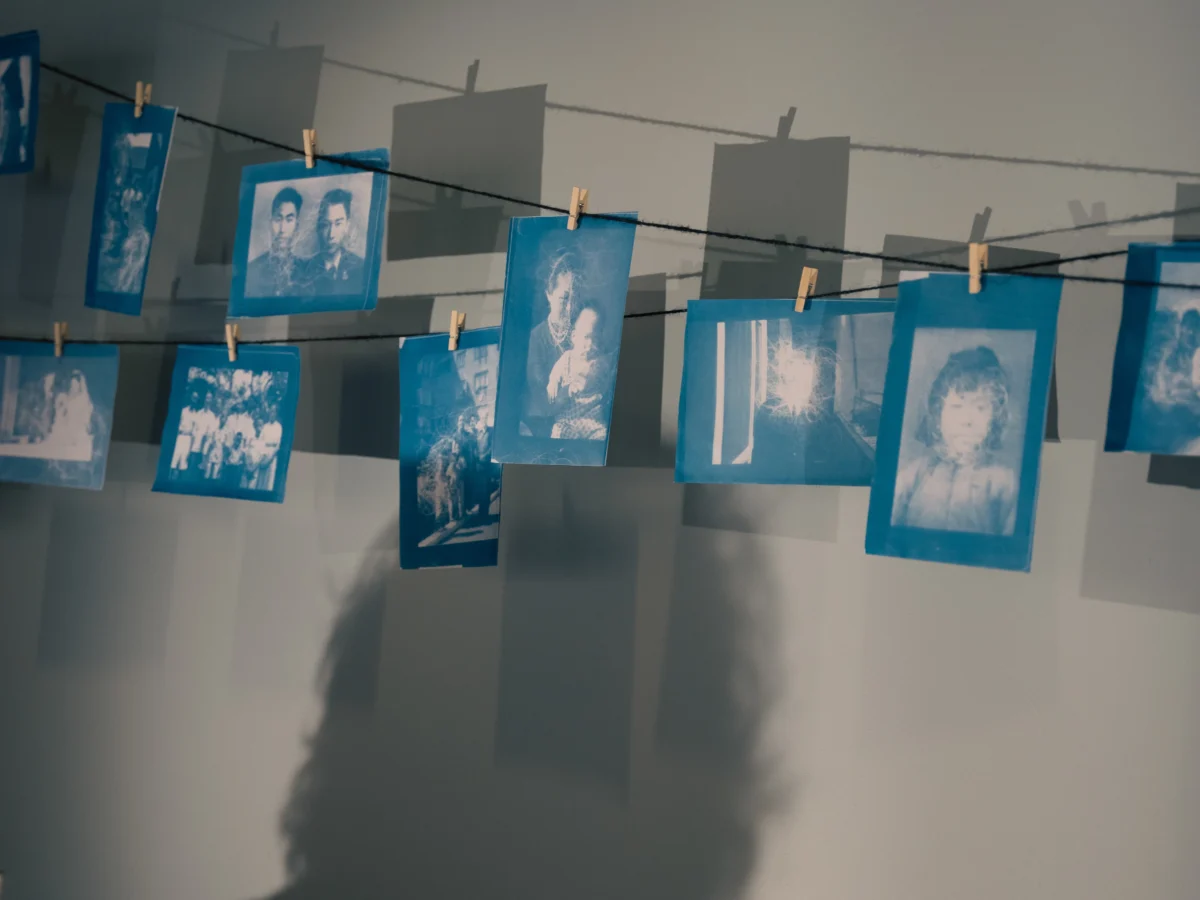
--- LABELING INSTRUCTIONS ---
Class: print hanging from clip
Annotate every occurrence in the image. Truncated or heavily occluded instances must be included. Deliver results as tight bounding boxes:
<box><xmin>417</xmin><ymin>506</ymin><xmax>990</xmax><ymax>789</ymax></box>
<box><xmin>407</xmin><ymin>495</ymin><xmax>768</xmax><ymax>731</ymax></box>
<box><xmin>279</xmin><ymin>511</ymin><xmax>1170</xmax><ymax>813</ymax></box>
<box><xmin>0</xmin><ymin>338</ymin><xmax>120</xmax><ymax>490</ymax></box>
<box><xmin>0</xmin><ymin>30</ymin><xmax>40</xmax><ymax>176</ymax></box>
<box><xmin>399</xmin><ymin>328</ymin><xmax>504</xmax><ymax>569</ymax></box>
<box><xmin>491</xmin><ymin>194</ymin><xmax>639</xmax><ymax>467</ymax></box>
<box><xmin>1105</xmin><ymin>241</ymin><xmax>1200</xmax><ymax>458</ymax></box>
<box><xmin>864</xmin><ymin>272</ymin><xmax>1061</xmax><ymax>572</ymax></box>
<box><xmin>226</xmin><ymin>142</ymin><xmax>390</xmax><ymax>318</ymax></box>
<box><xmin>152</xmin><ymin>343</ymin><xmax>301</xmax><ymax>504</ymax></box>
<box><xmin>83</xmin><ymin>91</ymin><xmax>177</xmax><ymax>316</ymax></box>
<box><xmin>675</xmin><ymin>298</ymin><xmax>895</xmax><ymax>485</ymax></box>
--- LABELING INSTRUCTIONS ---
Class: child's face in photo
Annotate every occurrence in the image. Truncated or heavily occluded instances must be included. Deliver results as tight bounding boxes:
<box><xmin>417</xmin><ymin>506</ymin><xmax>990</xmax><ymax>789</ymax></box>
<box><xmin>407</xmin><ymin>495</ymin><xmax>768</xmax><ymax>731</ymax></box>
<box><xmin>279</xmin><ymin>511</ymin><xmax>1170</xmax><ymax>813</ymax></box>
<box><xmin>940</xmin><ymin>387</ymin><xmax>994</xmax><ymax>457</ymax></box>
<box><xmin>572</xmin><ymin>309</ymin><xmax>598</xmax><ymax>355</ymax></box>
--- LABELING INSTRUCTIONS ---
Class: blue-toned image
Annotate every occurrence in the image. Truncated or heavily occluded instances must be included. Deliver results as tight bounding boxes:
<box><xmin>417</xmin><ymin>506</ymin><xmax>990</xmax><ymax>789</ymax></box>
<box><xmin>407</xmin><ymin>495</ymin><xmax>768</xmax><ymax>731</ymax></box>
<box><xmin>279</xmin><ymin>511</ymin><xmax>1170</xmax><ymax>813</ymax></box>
<box><xmin>0</xmin><ymin>341</ymin><xmax>119</xmax><ymax>490</ymax></box>
<box><xmin>491</xmin><ymin>212</ymin><xmax>638</xmax><ymax>466</ymax></box>
<box><xmin>227</xmin><ymin>148</ymin><xmax>390</xmax><ymax>318</ymax></box>
<box><xmin>865</xmin><ymin>274</ymin><xmax>1060</xmax><ymax>572</ymax></box>
<box><xmin>676</xmin><ymin>299</ymin><xmax>894</xmax><ymax>484</ymax></box>
<box><xmin>1106</xmin><ymin>243</ymin><xmax>1200</xmax><ymax>457</ymax></box>
<box><xmin>84</xmin><ymin>102</ymin><xmax>177</xmax><ymax>316</ymax></box>
<box><xmin>0</xmin><ymin>30</ymin><xmax>38</xmax><ymax>176</ymax></box>
<box><xmin>153</xmin><ymin>345</ymin><xmax>300</xmax><ymax>503</ymax></box>
<box><xmin>400</xmin><ymin>330</ymin><xmax>503</xmax><ymax>569</ymax></box>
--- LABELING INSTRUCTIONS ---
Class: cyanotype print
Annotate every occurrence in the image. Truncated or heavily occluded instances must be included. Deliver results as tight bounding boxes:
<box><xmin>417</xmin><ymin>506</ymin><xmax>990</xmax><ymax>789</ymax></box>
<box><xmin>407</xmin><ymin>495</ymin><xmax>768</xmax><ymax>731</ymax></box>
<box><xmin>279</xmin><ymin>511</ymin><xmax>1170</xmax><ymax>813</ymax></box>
<box><xmin>399</xmin><ymin>330</ymin><xmax>503</xmax><ymax>569</ymax></box>
<box><xmin>1106</xmin><ymin>244</ymin><xmax>1200</xmax><ymax>456</ymax></box>
<box><xmin>0</xmin><ymin>342</ymin><xmax>119</xmax><ymax>490</ymax></box>
<box><xmin>153</xmin><ymin>345</ymin><xmax>300</xmax><ymax>503</ymax></box>
<box><xmin>676</xmin><ymin>299</ymin><xmax>894</xmax><ymax>484</ymax></box>
<box><xmin>890</xmin><ymin>330</ymin><xmax>1034</xmax><ymax>535</ymax></box>
<box><xmin>84</xmin><ymin>103</ymin><xmax>176</xmax><ymax>316</ymax></box>
<box><xmin>0</xmin><ymin>30</ymin><xmax>38</xmax><ymax>176</ymax></box>
<box><xmin>492</xmin><ymin>212</ymin><xmax>638</xmax><ymax>466</ymax></box>
<box><xmin>228</xmin><ymin>148</ymin><xmax>389</xmax><ymax>317</ymax></box>
<box><xmin>866</xmin><ymin>274</ymin><xmax>1060</xmax><ymax>572</ymax></box>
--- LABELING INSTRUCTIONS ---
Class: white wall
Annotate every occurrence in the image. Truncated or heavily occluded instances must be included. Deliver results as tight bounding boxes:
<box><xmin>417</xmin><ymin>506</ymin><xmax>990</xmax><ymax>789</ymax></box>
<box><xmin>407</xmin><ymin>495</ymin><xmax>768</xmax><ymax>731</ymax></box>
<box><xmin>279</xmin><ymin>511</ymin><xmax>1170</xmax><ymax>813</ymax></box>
<box><xmin>2</xmin><ymin>1</ymin><xmax>1200</xmax><ymax>899</ymax></box>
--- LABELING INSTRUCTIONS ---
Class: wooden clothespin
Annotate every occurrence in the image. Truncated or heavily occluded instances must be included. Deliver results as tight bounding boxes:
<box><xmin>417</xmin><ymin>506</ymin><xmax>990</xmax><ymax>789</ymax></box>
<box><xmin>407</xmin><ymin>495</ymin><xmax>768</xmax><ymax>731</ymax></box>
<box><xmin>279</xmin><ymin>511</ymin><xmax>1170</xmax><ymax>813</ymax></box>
<box><xmin>303</xmin><ymin>128</ymin><xmax>317</xmax><ymax>169</ymax></box>
<box><xmin>53</xmin><ymin>322</ymin><xmax>68</xmax><ymax>358</ymax></box>
<box><xmin>795</xmin><ymin>266</ymin><xmax>818</xmax><ymax>312</ymax></box>
<box><xmin>134</xmin><ymin>81</ymin><xmax>152</xmax><ymax>118</ymax></box>
<box><xmin>225</xmin><ymin>323</ymin><xmax>240</xmax><ymax>362</ymax></box>
<box><xmin>968</xmin><ymin>242</ymin><xmax>989</xmax><ymax>294</ymax></box>
<box><xmin>567</xmin><ymin>186</ymin><xmax>589</xmax><ymax>231</ymax></box>
<box><xmin>448</xmin><ymin>310</ymin><xmax>466</xmax><ymax>351</ymax></box>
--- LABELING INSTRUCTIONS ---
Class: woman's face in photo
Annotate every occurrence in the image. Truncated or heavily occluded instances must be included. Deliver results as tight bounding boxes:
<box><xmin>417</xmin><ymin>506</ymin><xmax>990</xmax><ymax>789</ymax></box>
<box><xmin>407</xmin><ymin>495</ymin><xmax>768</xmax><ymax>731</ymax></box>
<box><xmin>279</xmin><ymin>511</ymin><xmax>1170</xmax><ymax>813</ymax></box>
<box><xmin>940</xmin><ymin>387</ymin><xmax>994</xmax><ymax>457</ymax></box>
<box><xmin>572</xmin><ymin>308</ymin><xmax>598</xmax><ymax>356</ymax></box>
<box><xmin>546</xmin><ymin>270</ymin><xmax>574</xmax><ymax>319</ymax></box>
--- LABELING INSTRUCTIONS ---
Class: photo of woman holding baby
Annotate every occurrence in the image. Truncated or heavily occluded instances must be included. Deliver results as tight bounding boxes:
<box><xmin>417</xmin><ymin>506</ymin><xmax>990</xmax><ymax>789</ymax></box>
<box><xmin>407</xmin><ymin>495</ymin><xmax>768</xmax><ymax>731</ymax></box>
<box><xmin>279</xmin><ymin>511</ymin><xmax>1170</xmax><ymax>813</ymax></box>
<box><xmin>493</xmin><ymin>211</ymin><xmax>637</xmax><ymax>466</ymax></box>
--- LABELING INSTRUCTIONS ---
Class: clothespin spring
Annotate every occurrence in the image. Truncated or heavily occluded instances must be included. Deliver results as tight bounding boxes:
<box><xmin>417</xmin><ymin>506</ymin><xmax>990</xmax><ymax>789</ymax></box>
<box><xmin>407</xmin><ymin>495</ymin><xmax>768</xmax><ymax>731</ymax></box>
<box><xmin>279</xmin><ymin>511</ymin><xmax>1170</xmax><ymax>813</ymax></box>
<box><xmin>795</xmin><ymin>266</ymin><xmax>819</xmax><ymax>313</ymax></box>
<box><xmin>448</xmin><ymin>310</ymin><xmax>466</xmax><ymax>351</ymax></box>
<box><xmin>567</xmin><ymin>186</ymin><xmax>589</xmax><ymax>231</ymax></box>
<box><xmin>303</xmin><ymin>129</ymin><xmax>317</xmax><ymax>169</ymax></box>
<box><xmin>969</xmin><ymin>243</ymin><xmax>989</xmax><ymax>295</ymax></box>
<box><xmin>134</xmin><ymin>81</ymin><xmax>152</xmax><ymax>118</ymax></box>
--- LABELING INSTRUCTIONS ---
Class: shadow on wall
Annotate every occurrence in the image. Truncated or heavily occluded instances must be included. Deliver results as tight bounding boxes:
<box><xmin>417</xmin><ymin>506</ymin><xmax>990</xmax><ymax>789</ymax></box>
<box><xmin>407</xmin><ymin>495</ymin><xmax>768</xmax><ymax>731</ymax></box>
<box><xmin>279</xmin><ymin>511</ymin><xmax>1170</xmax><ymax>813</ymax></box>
<box><xmin>259</xmin><ymin>464</ymin><xmax>783</xmax><ymax>900</ymax></box>
<box><xmin>194</xmin><ymin>45</ymin><xmax>324</xmax><ymax>265</ymax></box>
<box><xmin>701</xmin><ymin>120</ymin><xmax>849</xmax><ymax>300</ymax></box>
<box><xmin>387</xmin><ymin>79</ymin><xmax>546</xmax><ymax>261</ymax></box>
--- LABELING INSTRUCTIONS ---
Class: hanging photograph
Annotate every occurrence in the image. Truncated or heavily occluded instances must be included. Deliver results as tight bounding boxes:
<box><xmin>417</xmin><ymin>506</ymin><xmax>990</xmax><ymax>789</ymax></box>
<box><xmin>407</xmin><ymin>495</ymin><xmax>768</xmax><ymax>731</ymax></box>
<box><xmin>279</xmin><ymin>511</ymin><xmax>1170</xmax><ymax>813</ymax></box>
<box><xmin>399</xmin><ymin>330</ymin><xmax>503</xmax><ymax>569</ymax></box>
<box><xmin>153</xmin><ymin>345</ymin><xmax>300</xmax><ymax>503</ymax></box>
<box><xmin>0</xmin><ymin>341</ymin><xmax>119</xmax><ymax>490</ymax></box>
<box><xmin>227</xmin><ymin>148</ymin><xmax>390</xmax><ymax>318</ymax></box>
<box><xmin>1105</xmin><ymin>242</ymin><xmax>1200</xmax><ymax>456</ymax></box>
<box><xmin>676</xmin><ymin>298</ymin><xmax>894</xmax><ymax>484</ymax></box>
<box><xmin>865</xmin><ymin>274</ymin><xmax>1060</xmax><ymax>572</ymax></box>
<box><xmin>83</xmin><ymin>102</ymin><xmax>177</xmax><ymax>316</ymax></box>
<box><xmin>0</xmin><ymin>30</ymin><xmax>38</xmax><ymax>176</ymax></box>
<box><xmin>491</xmin><ymin>211</ymin><xmax>638</xmax><ymax>466</ymax></box>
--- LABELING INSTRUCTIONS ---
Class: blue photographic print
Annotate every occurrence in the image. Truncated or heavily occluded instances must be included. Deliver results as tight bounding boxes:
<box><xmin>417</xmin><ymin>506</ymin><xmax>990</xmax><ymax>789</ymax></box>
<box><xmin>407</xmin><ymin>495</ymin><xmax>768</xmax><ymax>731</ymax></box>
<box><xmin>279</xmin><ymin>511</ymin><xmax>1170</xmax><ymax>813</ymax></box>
<box><xmin>153</xmin><ymin>345</ymin><xmax>300</xmax><ymax>503</ymax></box>
<box><xmin>1105</xmin><ymin>243</ymin><xmax>1200</xmax><ymax>457</ymax></box>
<box><xmin>227</xmin><ymin>148</ymin><xmax>390</xmax><ymax>318</ymax></box>
<box><xmin>0</xmin><ymin>341</ymin><xmax>119</xmax><ymax>490</ymax></box>
<box><xmin>676</xmin><ymin>299</ymin><xmax>895</xmax><ymax>484</ymax></box>
<box><xmin>865</xmin><ymin>274</ymin><xmax>1060</xmax><ymax>572</ymax></box>
<box><xmin>0</xmin><ymin>30</ymin><xmax>38</xmax><ymax>175</ymax></box>
<box><xmin>491</xmin><ymin>212</ymin><xmax>638</xmax><ymax>466</ymax></box>
<box><xmin>84</xmin><ymin>102</ymin><xmax>177</xmax><ymax>316</ymax></box>
<box><xmin>399</xmin><ymin>329</ymin><xmax>504</xmax><ymax>569</ymax></box>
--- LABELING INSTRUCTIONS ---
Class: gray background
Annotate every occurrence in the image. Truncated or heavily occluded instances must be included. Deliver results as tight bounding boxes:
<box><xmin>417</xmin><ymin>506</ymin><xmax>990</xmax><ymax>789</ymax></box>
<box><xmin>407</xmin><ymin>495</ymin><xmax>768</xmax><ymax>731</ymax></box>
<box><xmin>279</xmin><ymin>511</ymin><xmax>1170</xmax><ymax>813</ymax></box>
<box><xmin>1</xmin><ymin>1</ymin><xmax>1200</xmax><ymax>900</ymax></box>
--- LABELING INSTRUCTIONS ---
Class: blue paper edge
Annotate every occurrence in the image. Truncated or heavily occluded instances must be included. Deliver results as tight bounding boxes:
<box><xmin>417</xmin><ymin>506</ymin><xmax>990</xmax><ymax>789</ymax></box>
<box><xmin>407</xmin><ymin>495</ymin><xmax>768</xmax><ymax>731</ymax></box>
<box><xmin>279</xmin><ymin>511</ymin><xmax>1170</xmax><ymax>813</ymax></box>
<box><xmin>398</xmin><ymin>327</ymin><xmax>503</xmax><ymax>570</ymax></box>
<box><xmin>490</xmin><ymin>212</ymin><xmax>638</xmax><ymax>467</ymax></box>
<box><xmin>0</xmin><ymin>340</ymin><xmax>120</xmax><ymax>491</ymax></box>
<box><xmin>1105</xmin><ymin>242</ymin><xmax>1200</xmax><ymax>454</ymax></box>
<box><xmin>151</xmin><ymin>344</ymin><xmax>301</xmax><ymax>503</ymax></box>
<box><xmin>864</xmin><ymin>273</ymin><xmax>1061</xmax><ymax>572</ymax></box>
<box><xmin>84</xmin><ymin>103</ymin><xmax>177</xmax><ymax>316</ymax></box>
<box><xmin>0</xmin><ymin>30</ymin><xmax>39</xmax><ymax>176</ymax></box>
<box><xmin>227</xmin><ymin>148</ymin><xmax>391</xmax><ymax>318</ymax></box>
<box><xmin>674</xmin><ymin>298</ymin><xmax>896</xmax><ymax>484</ymax></box>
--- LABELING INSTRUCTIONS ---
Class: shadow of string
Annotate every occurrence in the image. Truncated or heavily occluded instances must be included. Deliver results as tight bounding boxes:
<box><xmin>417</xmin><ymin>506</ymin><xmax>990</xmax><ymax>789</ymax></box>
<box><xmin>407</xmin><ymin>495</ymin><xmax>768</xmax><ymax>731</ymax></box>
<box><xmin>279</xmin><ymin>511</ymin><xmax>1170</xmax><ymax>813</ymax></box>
<box><xmin>14</xmin><ymin>61</ymin><xmax>1200</xmax><ymax>348</ymax></box>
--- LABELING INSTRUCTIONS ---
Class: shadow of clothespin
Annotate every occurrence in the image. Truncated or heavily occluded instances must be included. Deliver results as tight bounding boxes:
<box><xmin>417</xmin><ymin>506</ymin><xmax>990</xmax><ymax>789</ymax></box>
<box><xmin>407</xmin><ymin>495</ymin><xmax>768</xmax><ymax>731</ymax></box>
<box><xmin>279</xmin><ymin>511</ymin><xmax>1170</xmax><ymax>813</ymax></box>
<box><xmin>776</xmin><ymin>106</ymin><xmax>797</xmax><ymax>141</ymax></box>
<box><xmin>465</xmin><ymin>59</ymin><xmax>480</xmax><ymax>94</ymax></box>
<box><xmin>1068</xmin><ymin>200</ymin><xmax>1109</xmax><ymax>233</ymax></box>
<box><xmin>969</xmin><ymin>206</ymin><xmax>993</xmax><ymax>244</ymax></box>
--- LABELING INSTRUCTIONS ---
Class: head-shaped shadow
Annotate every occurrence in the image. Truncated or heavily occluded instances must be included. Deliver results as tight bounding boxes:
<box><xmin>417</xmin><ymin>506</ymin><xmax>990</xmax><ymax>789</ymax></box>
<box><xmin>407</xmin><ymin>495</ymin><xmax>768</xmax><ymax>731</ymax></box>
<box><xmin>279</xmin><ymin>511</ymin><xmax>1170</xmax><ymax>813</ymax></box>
<box><xmin>259</xmin><ymin>463</ymin><xmax>783</xmax><ymax>900</ymax></box>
